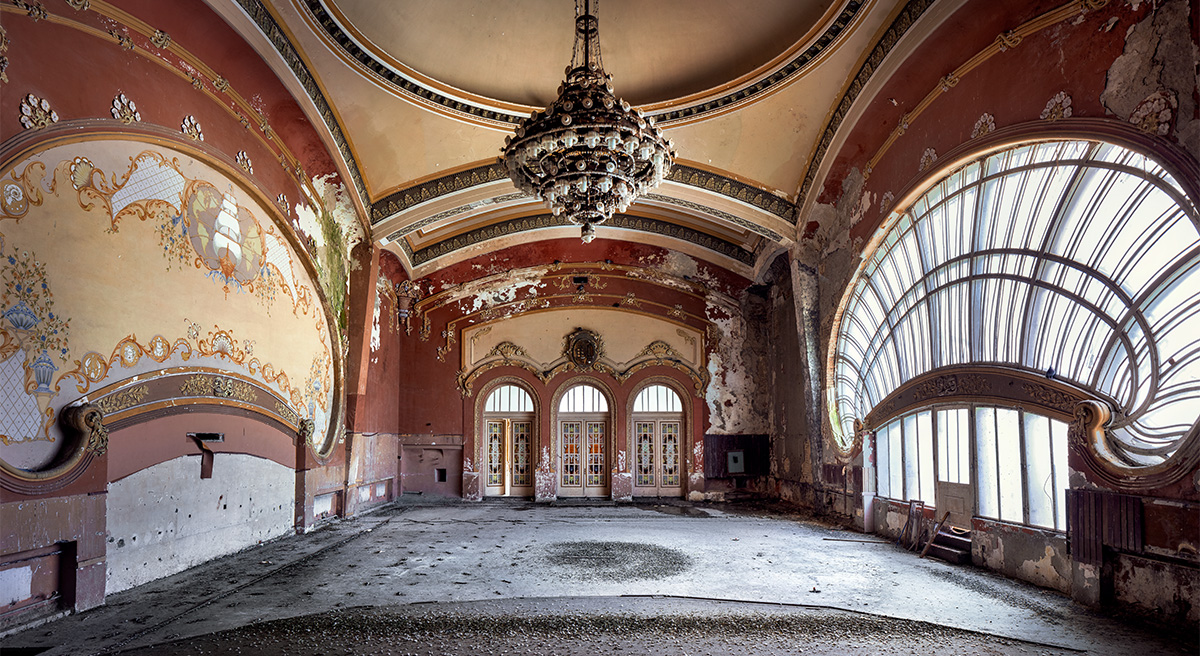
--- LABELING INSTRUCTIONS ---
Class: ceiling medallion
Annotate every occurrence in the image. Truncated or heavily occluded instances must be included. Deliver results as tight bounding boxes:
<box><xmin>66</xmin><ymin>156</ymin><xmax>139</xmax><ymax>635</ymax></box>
<box><xmin>501</xmin><ymin>0</ymin><xmax>675</xmax><ymax>243</ymax></box>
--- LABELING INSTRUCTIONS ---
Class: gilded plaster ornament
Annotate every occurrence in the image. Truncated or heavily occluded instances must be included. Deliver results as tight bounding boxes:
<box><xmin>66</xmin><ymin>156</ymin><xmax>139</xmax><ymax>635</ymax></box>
<box><xmin>13</xmin><ymin>1</ymin><xmax>47</xmax><ymax>21</ymax></box>
<box><xmin>1040</xmin><ymin>92</ymin><xmax>1073</xmax><ymax>121</ymax></box>
<box><xmin>150</xmin><ymin>30</ymin><xmax>171</xmax><ymax>49</ymax></box>
<box><xmin>66</xmin><ymin>0</ymin><xmax>89</xmax><ymax>10</ymax></box>
<box><xmin>995</xmin><ymin>30</ymin><xmax>1022</xmax><ymax>51</ymax></box>
<box><xmin>181</xmin><ymin>115</ymin><xmax>204</xmax><ymax>141</ymax></box>
<box><xmin>1129</xmin><ymin>90</ymin><xmax>1176</xmax><ymax>136</ymax></box>
<box><xmin>237</xmin><ymin>151</ymin><xmax>253</xmax><ymax>174</ymax></box>
<box><xmin>919</xmin><ymin>148</ymin><xmax>938</xmax><ymax>172</ymax></box>
<box><xmin>971</xmin><ymin>113</ymin><xmax>996</xmax><ymax>138</ymax></box>
<box><xmin>110</xmin><ymin>94</ymin><xmax>140</xmax><ymax>124</ymax></box>
<box><xmin>564</xmin><ymin>328</ymin><xmax>602</xmax><ymax>369</ymax></box>
<box><xmin>213</xmin><ymin>77</ymin><xmax>230</xmax><ymax>93</ymax></box>
<box><xmin>879</xmin><ymin>191</ymin><xmax>895</xmax><ymax>216</ymax></box>
<box><xmin>0</xmin><ymin>25</ymin><xmax>8</xmax><ymax>85</ymax></box>
<box><xmin>109</xmin><ymin>30</ymin><xmax>134</xmax><ymax>51</ymax></box>
<box><xmin>19</xmin><ymin>94</ymin><xmax>58</xmax><ymax>130</ymax></box>
<box><xmin>276</xmin><ymin>193</ymin><xmax>288</xmax><ymax>212</ymax></box>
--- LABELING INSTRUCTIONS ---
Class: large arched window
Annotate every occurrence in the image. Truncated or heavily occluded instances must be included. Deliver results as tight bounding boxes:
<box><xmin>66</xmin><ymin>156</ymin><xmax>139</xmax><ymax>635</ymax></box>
<box><xmin>832</xmin><ymin>140</ymin><xmax>1200</xmax><ymax>468</ymax></box>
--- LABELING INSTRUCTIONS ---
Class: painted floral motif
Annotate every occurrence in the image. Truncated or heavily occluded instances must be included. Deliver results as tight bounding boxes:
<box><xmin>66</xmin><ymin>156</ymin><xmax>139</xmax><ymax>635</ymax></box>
<box><xmin>1129</xmin><ymin>90</ymin><xmax>1176</xmax><ymax>136</ymax></box>
<box><xmin>971</xmin><ymin>112</ymin><xmax>995</xmax><ymax>138</ymax></box>
<box><xmin>1040</xmin><ymin>92</ymin><xmax>1072</xmax><ymax>121</ymax></box>
<box><xmin>919</xmin><ymin>148</ymin><xmax>937</xmax><ymax>172</ymax></box>
<box><xmin>110</xmin><ymin>94</ymin><xmax>140</xmax><ymax>124</ymax></box>
<box><xmin>236</xmin><ymin>151</ymin><xmax>253</xmax><ymax>174</ymax></box>
<box><xmin>181</xmin><ymin>115</ymin><xmax>204</xmax><ymax>141</ymax></box>
<box><xmin>1</xmin><ymin>246</ymin><xmax>70</xmax><ymax>361</ymax></box>
<box><xmin>19</xmin><ymin>94</ymin><xmax>58</xmax><ymax>131</ymax></box>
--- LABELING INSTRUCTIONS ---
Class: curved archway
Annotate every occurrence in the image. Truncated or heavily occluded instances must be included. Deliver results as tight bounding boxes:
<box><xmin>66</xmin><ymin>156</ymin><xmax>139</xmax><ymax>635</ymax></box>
<box><xmin>830</xmin><ymin>139</ymin><xmax>1200</xmax><ymax>481</ymax></box>
<box><xmin>552</xmin><ymin>378</ymin><xmax>613</xmax><ymax>498</ymax></box>
<box><xmin>480</xmin><ymin>381</ymin><xmax>538</xmax><ymax>497</ymax></box>
<box><xmin>629</xmin><ymin>382</ymin><xmax>685</xmax><ymax>497</ymax></box>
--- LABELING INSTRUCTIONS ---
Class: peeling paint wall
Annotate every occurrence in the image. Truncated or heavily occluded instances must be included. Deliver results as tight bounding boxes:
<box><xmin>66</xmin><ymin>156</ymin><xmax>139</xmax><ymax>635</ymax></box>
<box><xmin>1113</xmin><ymin>553</ymin><xmax>1200</xmax><ymax>623</ymax></box>
<box><xmin>105</xmin><ymin>454</ymin><xmax>293</xmax><ymax>594</ymax></box>
<box><xmin>971</xmin><ymin>520</ymin><xmax>1071</xmax><ymax>595</ymax></box>
<box><xmin>1101</xmin><ymin>0</ymin><xmax>1199</xmax><ymax>154</ymax></box>
<box><xmin>705</xmin><ymin>289</ymin><xmax>770</xmax><ymax>435</ymax></box>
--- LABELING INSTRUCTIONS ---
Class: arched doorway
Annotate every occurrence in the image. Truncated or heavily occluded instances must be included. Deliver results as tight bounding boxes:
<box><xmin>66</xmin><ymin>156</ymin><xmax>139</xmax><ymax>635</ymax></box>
<box><xmin>556</xmin><ymin>383</ymin><xmax>610</xmax><ymax>498</ymax></box>
<box><xmin>482</xmin><ymin>384</ymin><xmax>535</xmax><ymax>497</ymax></box>
<box><xmin>630</xmin><ymin>384</ymin><xmax>684</xmax><ymax>498</ymax></box>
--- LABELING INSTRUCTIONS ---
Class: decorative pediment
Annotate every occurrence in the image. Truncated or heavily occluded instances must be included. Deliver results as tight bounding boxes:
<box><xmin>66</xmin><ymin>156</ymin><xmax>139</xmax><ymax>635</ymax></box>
<box><xmin>457</xmin><ymin>332</ymin><xmax>708</xmax><ymax>398</ymax></box>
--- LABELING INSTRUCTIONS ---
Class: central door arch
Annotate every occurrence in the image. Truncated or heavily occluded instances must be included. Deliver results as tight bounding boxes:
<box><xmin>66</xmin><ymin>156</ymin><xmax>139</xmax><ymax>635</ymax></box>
<box><xmin>556</xmin><ymin>383</ymin><xmax>610</xmax><ymax>498</ymax></box>
<box><xmin>630</xmin><ymin>384</ymin><xmax>684</xmax><ymax>498</ymax></box>
<box><xmin>482</xmin><ymin>384</ymin><xmax>535</xmax><ymax>497</ymax></box>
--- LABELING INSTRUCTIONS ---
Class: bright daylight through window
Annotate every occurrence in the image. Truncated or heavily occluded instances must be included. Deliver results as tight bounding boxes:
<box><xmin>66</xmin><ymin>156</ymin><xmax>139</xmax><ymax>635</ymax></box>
<box><xmin>833</xmin><ymin>140</ymin><xmax>1200</xmax><ymax>470</ymax></box>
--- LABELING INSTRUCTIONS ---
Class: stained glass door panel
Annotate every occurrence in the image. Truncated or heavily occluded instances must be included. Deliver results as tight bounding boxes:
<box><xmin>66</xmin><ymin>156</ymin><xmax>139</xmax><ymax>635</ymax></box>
<box><xmin>511</xmin><ymin>421</ymin><xmax>532</xmax><ymax>488</ymax></box>
<box><xmin>635</xmin><ymin>422</ymin><xmax>655</xmax><ymax>487</ymax></box>
<box><xmin>585</xmin><ymin>422</ymin><xmax>606</xmax><ymax>488</ymax></box>
<box><xmin>561</xmin><ymin>421</ymin><xmax>582</xmax><ymax>487</ymax></box>
<box><xmin>486</xmin><ymin>420</ymin><xmax>504</xmax><ymax>488</ymax></box>
<box><xmin>661</xmin><ymin>422</ymin><xmax>681</xmax><ymax>488</ymax></box>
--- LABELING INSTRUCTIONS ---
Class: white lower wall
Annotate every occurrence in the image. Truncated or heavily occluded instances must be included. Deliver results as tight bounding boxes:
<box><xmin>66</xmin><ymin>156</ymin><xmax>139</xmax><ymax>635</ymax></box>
<box><xmin>106</xmin><ymin>454</ymin><xmax>294</xmax><ymax>594</ymax></box>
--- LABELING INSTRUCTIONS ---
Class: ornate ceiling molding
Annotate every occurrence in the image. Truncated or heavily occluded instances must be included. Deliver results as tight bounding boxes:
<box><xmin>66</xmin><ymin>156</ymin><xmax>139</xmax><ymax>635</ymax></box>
<box><xmin>370</xmin><ymin>162</ymin><xmax>797</xmax><ymax>227</ymax></box>
<box><xmin>795</xmin><ymin>0</ymin><xmax>934</xmax><ymax>210</ymax></box>
<box><xmin>457</xmin><ymin>338</ymin><xmax>709</xmax><ymax>399</ymax></box>
<box><xmin>404</xmin><ymin>212</ymin><xmax>754</xmax><ymax>267</ymax></box>
<box><xmin>233</xmin><ymin>0</ymin><xmax>369</xmax><ymax>205</ymax></box>
<box><xmin>301</xmin><ymin>0</ymin><xmax>865</xmax><ymax>129</ymax></box>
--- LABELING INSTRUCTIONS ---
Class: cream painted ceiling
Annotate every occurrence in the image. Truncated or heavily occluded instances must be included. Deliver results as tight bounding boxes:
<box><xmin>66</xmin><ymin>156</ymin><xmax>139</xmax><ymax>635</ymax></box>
<box><xmin>253</xmin><ymin>0</ymin><xmax>900</xmax><ymax>275</ymax></box>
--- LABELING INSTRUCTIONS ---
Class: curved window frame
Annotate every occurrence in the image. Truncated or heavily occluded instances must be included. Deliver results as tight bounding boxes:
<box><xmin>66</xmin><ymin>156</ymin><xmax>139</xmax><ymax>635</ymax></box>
<box><xmin>830</xmin><ymin>138</ymin><xmax>1200</xmax><ymax>473</ymax></box>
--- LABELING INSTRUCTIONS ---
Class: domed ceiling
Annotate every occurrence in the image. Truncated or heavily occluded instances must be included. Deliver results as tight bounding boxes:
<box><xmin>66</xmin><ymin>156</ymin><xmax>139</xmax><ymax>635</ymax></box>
<box><xmin>236</xmin><ymin>0</ymin><xmax>901</xmax><ymax>276</ymax></box>
<box><xmin>325</xmin><ymin>0</ymin><xmax>837</xmax><ymax>108</ymax></box>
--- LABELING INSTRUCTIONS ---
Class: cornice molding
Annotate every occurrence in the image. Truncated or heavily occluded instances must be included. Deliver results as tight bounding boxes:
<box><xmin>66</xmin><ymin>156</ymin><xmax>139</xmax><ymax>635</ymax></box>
<box><xmin>795</xmin><ymin>0</ymin><xmax>935</xmax><ymax>211</ymax></box>
<box><xmin>370</xmin><ymin>162</ymin><xmax>798</xmax><ymax>228</ymax></box>
<box><xmin>233</xmin><ymin>0</ymin><xmax>369</xmax><ymax>205</ymax></box>
<box><xmin>406</xmin><ymin>213</ymin><xmax>754</xmax><ymax>267</ymax></box>
<box><xmin>300</xmin><ymin>0</ymin><xmax>866</xmax><ymax>129</ymax></box>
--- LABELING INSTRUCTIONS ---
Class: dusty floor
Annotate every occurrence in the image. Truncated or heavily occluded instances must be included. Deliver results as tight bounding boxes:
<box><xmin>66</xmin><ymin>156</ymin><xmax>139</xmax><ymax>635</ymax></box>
<box><xmin>1</xmin><ymin>498</ymin><xmax>1194</xmax><ymax>656</ymax></box>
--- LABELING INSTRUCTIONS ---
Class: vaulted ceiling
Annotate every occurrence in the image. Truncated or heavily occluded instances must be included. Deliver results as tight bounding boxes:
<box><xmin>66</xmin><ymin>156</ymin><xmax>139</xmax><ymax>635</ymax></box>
<box><xmin>218</xmin><ymin>0</ymin><xmax>907</xmax><ymax>277</ymax></box>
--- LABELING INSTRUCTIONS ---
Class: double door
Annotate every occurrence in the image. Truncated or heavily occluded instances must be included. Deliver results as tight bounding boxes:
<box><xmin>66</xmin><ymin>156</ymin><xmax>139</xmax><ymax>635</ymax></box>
<box><xmin>632</xmin><ymin>418</ymin><xmax>683</xmax><ymax>497</ymax></box>
<box><xmin>558</xmin><ymin>417</ymin><xmax>609</xmax><ymax>497</ymax></box>
<box><xmin>484</xmin><ymin>417</ymin><xmax>534</xmax><ymax>497</ymax></box>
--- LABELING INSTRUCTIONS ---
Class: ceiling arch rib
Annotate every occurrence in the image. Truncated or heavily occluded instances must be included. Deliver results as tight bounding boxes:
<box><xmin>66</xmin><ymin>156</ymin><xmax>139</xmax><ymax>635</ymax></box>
<box><xmin>370</xmin><ymin>158</ymin><xmax>797</xmax><ymax>273</ymax></box>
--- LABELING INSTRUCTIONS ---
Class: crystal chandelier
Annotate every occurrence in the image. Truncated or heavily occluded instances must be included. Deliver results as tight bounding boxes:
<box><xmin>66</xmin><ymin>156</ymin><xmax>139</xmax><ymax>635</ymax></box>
<box><xmin>502</xmin><ymin>0</ymin><xmax>675</xmax><ymax>243</ymax></box>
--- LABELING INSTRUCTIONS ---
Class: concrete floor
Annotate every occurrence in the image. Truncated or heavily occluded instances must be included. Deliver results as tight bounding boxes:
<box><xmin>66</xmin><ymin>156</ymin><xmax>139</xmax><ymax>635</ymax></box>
<box><xmin>2</xmin><ymin>499</ymin><xmax>1193</xmax><ymax>655</ymax></box>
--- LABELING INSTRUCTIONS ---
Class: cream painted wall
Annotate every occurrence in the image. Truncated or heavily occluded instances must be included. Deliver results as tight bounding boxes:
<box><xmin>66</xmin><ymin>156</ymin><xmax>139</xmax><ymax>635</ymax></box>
<box><xmin>462</xmin><ymin>308</ymin><xmax>702</xmax><ymax>368</ymax></box>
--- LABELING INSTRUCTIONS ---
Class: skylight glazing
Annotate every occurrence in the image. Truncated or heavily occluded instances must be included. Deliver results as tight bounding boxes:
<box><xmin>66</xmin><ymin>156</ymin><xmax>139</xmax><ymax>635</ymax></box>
<box><xmin>832</xmin><ymin>140</ymin><xmax>1200</xmax><ymax>466</ymax></box>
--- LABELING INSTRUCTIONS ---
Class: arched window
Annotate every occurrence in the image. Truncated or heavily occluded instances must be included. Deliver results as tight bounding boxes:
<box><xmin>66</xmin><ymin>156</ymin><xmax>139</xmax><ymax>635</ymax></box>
<box><xmin>832</xmin><ymin>140</ymin><xmax>1200</xmax><ymax>468</ymax></box>
<box><xmin>631</xmin><ymin>384</ymin><xmax>684</xmax><ymax>496</ymax></box>
<box><xmin>485</xmin><ymin>384</ymin><xmax>534</xmax><ymax>413</ymax></box>
<box><xmin>633</xmin><ymin>384</ymin><xmax>683</xmax><ymax>412</ymax></box>
<box><xmin>482</xmin><ymin>384</ymin><xmax>535</xmax><ymax>497</ymax></box>
<box><xmin>558</xmin><ymin>384</ymin><xmax>609</xmax><ymax>413</ymax></box>
<box><xmin>557</xmin><ymin>383</ymin><xmax>609</xmax><ymax>497</ymax></box>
